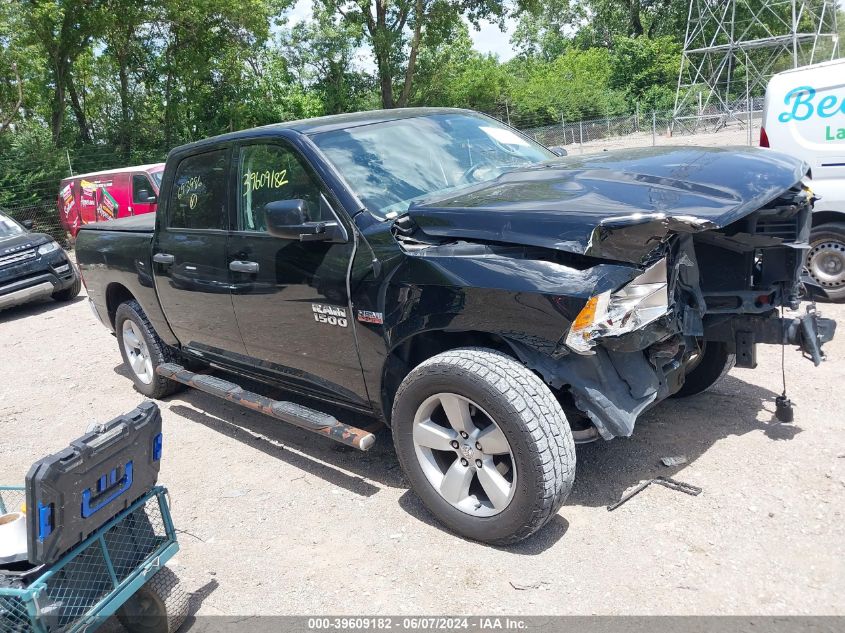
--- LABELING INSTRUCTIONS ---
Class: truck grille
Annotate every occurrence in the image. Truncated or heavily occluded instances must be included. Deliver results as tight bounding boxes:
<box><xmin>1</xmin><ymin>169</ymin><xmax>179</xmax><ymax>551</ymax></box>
<box><xmin>0</xmin><ymin>248</ymin><xmax>36</xmax><ymax>268</ymax></box>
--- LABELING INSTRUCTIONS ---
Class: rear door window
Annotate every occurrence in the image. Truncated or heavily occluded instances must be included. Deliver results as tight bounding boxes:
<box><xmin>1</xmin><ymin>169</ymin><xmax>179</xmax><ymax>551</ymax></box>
<box><xmin>169</xmin><ymin>149</ymin><xmax>230</xmax><ymax>230</ymax></box>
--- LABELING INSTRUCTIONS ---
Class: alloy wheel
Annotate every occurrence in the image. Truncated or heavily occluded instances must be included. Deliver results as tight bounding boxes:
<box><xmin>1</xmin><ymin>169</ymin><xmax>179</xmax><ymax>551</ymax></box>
<box><xmin>412</xmin><ymin>393</ymin><xmax>516</xmax><ymax>517</ymax></box>
<box><xmin>122</xmin><ymin>320</ymin><xmax>154</xmax><ymax>385</ymax></box>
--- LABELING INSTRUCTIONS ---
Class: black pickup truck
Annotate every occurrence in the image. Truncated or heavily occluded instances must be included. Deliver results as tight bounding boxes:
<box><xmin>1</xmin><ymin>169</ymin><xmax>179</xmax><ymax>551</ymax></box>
<box><xmin>76</xmin><ymin>108</ymin><xmax>836</xmax><ymax>544</ymax></box>
<box><xmin>0</xmin><ymin>211</ymin><xmax>80</xmax><ymax>311</ymax></box>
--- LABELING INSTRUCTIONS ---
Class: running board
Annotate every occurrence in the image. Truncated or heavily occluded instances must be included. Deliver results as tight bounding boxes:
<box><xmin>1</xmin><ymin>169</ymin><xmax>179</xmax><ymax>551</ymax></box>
<box><xmin>156</xmin><ymin>363</ymin><xmax>376</xmax><ymax>451</ymax></box>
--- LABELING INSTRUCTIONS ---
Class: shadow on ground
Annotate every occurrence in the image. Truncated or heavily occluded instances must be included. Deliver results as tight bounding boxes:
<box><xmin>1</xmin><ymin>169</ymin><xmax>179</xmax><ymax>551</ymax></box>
<box><xmin>122</xmin><ymin>362</ymin><xmax>798</xmax><ymax>547</ymax></box>
<box><xmin>568</xmin><ymin>375</ymin><xmax>801</xmax><ymax>508</ymax></box>
<box><xmin>180</xmin><ymin>578</ymin><xmax>220</xmax><ymax>631</ymax></box>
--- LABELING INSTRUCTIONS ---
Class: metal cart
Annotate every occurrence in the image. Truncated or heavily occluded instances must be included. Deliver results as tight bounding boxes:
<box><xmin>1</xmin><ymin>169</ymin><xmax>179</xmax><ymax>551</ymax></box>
<box><xmin>0</xmin><ymin>485</ymin><xmax>187</xmax><ymax>633</ymax></box>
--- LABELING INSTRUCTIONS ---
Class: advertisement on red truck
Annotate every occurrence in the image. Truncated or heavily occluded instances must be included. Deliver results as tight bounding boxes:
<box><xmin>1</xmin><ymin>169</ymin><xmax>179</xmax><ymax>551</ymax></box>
<box><xmin>58</xmin><ymin>163</ymin><xmax>164</xmax><ymax>237</ymax></box>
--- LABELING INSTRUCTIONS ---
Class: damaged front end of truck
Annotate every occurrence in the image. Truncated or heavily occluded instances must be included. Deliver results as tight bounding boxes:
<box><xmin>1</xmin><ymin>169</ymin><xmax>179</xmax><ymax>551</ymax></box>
<box><xmin>391</xmin><ymin>147</ymin><xmax>837</xmax><ymax>441</ymax></box>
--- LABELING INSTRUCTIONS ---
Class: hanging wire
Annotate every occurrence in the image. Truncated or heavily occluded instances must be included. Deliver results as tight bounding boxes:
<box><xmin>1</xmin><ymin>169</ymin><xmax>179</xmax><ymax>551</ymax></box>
<box><xmin>779</xmin><ymin>284</ymin><xmax>787</xmax><ymax>397</ymax></box>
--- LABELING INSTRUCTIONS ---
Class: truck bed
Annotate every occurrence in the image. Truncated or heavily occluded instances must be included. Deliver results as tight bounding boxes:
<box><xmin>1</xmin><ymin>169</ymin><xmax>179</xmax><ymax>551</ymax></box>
<box><xmin>75</xmin><ymin>217</ymin><xmax>173</xmax><ymax>343</ymax></box>
<box><xmin>79</xmin><ymin>214</ymin><xmax>155</xmax><ymax>233</ymax></box>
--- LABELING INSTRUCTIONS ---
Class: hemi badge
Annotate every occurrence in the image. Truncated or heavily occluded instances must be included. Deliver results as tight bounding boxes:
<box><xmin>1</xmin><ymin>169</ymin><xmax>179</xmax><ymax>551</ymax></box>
<box><xmin>357</xmin><ymin>310</ymin><xmax>384</xmax><ymax>325</ymax></box>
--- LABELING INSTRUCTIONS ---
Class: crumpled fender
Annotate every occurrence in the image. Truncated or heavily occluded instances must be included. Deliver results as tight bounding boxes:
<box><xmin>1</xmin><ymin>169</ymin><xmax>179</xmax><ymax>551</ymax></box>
<box><xmin>509</xmin><ymin>342</ymin><xmax>661</xmax><ymax>439</ymax></box>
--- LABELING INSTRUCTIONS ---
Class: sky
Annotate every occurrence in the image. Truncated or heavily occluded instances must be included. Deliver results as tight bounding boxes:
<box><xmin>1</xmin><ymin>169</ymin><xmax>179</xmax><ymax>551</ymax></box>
<box><xmin>286</xmin><ymin>0</ymin><xmax>520</xmax><ymax>61</ymax></box>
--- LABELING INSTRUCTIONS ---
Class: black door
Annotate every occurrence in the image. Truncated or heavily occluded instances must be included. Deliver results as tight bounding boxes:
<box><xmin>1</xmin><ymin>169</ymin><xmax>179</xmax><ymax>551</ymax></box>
<box><xmin>153</xmin><ymin>147</ymin><xmax>247</xmax><ymax>357</ymax></box>
<box><xmin>227</xmin><ymin>140</ymin><xmax>368</xmax><ymax>405</ymax></box>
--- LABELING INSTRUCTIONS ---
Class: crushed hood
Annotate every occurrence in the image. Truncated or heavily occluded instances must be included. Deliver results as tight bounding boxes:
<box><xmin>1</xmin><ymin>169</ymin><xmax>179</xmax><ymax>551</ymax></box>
<box><xmin>406</xmin><ymin>146</ymin><xmax>809</xmax><ymax>264</ymax></box>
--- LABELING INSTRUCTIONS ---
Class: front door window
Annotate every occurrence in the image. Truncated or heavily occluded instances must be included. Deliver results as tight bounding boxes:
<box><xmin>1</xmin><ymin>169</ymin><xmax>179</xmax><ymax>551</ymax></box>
<box><xmin>237</xmin><ymin>144</ymin><xmax>327</xmax><ymax>232</ymax></box>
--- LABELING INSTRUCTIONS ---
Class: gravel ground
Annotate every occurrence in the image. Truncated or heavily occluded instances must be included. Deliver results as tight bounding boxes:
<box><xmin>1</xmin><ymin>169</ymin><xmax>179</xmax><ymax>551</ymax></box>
<box><xmin>1</xmin><ymin>290</ymin><xmax>843</xmax><ymax>617</ymax></box>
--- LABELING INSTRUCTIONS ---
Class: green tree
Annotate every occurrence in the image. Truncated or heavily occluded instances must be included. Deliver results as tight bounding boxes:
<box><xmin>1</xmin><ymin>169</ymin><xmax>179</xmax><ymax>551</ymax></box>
<box><xmin>19</xmin><ymin>0</ymin><xmax>106</xmax><ymax>144</ymax></box>
<box><xmin>411</xmin><ymin>23</ymin><xmax>509</xmax><ymax>112</ymax></box>
<box><xmin>316</xmin><ymin>0</ymin><xmax>511</xmax><ymax>109</ymax></box>
<box><xmin>509</xmin><ymin>46</ymin><xmax>625</xmax><ymax>121</ymax></box>
<box><xmin>0</xmin><ymin>123</ymin><xmax>68</xmax><ymax>206</ymax></box>
<box><xmin>577</xmin><ymin>0</ymin><xmax>687</xmax><ymax>46</ymax></box>
<box><xmin>511</xmin><ymin>1</ymin><xmax>584</xmax><ymax>61</ymax></box>
<box><xmin>280</xmin><ymin>11</ymin><xmax>375</xmax><ymax>114</ymax></box>
<box><xmin>609</xmin><ymin>35</ymin><xmax>680</xmax><ymax>111</ymax></box>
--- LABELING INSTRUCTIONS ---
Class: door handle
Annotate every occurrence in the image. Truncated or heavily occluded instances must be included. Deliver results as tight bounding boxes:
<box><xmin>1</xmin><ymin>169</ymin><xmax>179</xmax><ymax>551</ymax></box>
<box><xmin>153</xmin><ymin>253</ymin><xmax>175</xmax><ymax>265</ymax></box>
<box><xmin>229</xmin><ymin>260</ymin><xmax>259</xmax><ymax>274</ymax></box>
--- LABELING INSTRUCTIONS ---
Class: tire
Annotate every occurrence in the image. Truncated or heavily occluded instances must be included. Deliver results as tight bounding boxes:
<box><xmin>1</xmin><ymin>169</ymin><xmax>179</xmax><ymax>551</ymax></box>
<box><xmin>391</xmin><ymin>347</ymin><xmax>575</xmax><ymax>545</ymax></box>
<box><xmin>117</xmin><ymin>567</ymin><xmax>189</xmax><ymax>633</ymax></box>
<box><xmin>807</xmin><ymin>222</ymin><xmax>845</xmax><ymax>303</ymax></box>
<box><xmin>673</xmin><ymin>341</ymin><xmax>735</xmax><ymax>397</ymax></box>
<box><xmin>51</xmin><ymin>272</ymin><xmax>81</xmax><ymax>302</ymax></box>
<box><xmin>115</xmin><ymin>299</ymin><xmax>182</xmax><ymax>399</ymax></box>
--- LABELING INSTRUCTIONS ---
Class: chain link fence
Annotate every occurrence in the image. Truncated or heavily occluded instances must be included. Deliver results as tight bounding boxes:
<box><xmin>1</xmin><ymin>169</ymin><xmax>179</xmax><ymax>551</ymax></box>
<box><xmin>1</xmin><ymin>200</ymin><xmax>67</xmax><ymax>245</ymax></box>
<box><xmin>502</xmin><ymin>108</ymin><xmax>763</xmax><ymax>156</ymax></box>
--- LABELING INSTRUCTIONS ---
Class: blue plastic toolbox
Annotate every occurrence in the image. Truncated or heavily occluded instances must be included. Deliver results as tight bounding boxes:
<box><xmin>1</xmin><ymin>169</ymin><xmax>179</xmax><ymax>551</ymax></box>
<box><xmin>25</xmin><ymin>401</ymin><xmax>163</xmax><ymax>566</ymax></box>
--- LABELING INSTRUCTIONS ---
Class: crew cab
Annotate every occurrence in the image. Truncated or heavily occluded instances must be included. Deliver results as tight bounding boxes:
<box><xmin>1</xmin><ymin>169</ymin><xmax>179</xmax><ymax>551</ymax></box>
<box><xmin>76</xmin><ymin>108</ymin><xmax>836</xmax><ymax>544</ymax></box>
<box><xmin>0</xmin><ymin>212</ymin><xmax>81</xmax><ymax>311</ymax></box>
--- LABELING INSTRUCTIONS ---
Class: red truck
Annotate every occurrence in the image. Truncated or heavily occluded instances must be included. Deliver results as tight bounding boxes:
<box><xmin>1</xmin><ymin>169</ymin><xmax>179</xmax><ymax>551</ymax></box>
<box><xmin>58</xmin><ymin>163</ymin><xmax>165</xmax><ymax>237</ymax></box>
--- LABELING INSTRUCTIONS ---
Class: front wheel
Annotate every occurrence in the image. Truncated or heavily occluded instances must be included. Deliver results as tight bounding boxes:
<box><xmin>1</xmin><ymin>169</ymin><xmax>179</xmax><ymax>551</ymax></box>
<box><xmin>52</xmin><ymin>273</ymin><xmax>81</xmax><ymax>302</ymax></box>
<box><xmin>806</xmin><ymin>222</ymin><xmax>845</xmax><ymax>303</ymax></box>
<box><xmin>392</xmin><ymin>348</ymin><xmax>575</xmax><ymax>545</ymax></box>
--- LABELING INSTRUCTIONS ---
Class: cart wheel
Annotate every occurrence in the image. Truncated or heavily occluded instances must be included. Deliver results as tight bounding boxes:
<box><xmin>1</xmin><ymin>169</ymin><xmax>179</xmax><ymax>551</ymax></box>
<box><xmin>117</xmin><ymin>567</ymin><xmax>189</xmax><ymax>633</ymax></box>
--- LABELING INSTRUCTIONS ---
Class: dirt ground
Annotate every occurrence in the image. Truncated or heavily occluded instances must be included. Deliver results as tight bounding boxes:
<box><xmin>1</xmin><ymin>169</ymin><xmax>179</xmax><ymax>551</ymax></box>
<box><xmin>1</xmin><ymin>290</ymin><xmax>843</xmax><ymax>617</ymax></box>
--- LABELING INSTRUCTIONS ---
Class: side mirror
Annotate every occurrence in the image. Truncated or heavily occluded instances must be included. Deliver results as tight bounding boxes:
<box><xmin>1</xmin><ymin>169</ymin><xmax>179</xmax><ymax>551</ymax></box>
<box><xmin>548</xmin><ymin>146</ymin><xmax>568</xmax><ymax>157</ymax></box>
<box><xmin>21</xmin><ymin>219</ymin><xmax>34</xmax><ymax>230</ymax></box>
<box><xmin>264</xmin><ymin>199</ymin><xmax>345</xmax><ymax>243</ymax></box>
<box><xmin>265</xmin><ymin>199</ymin><xmax>308</xmax><ymax>239</ymax></box>
<box><xmin>137</xmin><ymin>190</ymin><xmax>156</xmax><ymax>203</ymax></box>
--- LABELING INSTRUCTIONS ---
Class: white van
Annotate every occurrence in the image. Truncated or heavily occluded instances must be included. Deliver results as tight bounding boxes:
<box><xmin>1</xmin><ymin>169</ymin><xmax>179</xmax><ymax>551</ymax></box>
<box><xmin>761</xmin><ymin>58</ymin><xmax>845</xmax><ymax>302</ymax></box>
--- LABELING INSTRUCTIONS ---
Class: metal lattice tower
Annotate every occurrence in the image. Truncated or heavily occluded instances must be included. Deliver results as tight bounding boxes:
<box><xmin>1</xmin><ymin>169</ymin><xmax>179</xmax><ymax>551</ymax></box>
<box><xmin>673</xmin><ymin>0</ymin><xmax>840</xmax><ymax>118</ymax></box>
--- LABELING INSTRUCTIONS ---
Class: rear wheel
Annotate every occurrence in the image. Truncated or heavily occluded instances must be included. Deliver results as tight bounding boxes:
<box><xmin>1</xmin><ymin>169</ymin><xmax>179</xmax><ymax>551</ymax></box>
<box><xmin>115</xmin><ymin>300</ymin><xmax>182</xmax><ymax>399</ymax></box>
<box><xmin>807</xmin><ymin>222</ymin><xmax>845</xmax><ymax>303</ymax></box>
<box><xmin>392</xmin><ymin>347</ymin><xmax>575</xmax><ymax>545</ymax></box>
<box><xmin>673</xmin><ymin>341</ymin><xmax>735</xmax><ymax>397</ymax></box>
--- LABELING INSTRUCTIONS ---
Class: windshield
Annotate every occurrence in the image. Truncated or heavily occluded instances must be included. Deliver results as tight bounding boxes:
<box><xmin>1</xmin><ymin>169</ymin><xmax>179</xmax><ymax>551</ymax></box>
<box><xmin>151</xmin><ymin>171</ymin><xmax>163</xmax><ymax>188</ymax></box>
<box><xmin>310</xmin><ymin>113</ymin><xmax>554</xmax><ymax>219</ymax></box>
<box><xmin>0</xmin><ymin>214</ymin><xmax>24</xmax><ymax>238</ymax></box>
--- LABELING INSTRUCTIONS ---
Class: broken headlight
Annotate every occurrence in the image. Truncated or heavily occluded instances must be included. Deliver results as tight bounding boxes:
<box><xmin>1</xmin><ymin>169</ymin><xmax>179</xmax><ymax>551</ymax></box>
<box><xmin>565</xmin><ymin>258</ymin><xmax>669</xmax><ymax>354</ymax></box>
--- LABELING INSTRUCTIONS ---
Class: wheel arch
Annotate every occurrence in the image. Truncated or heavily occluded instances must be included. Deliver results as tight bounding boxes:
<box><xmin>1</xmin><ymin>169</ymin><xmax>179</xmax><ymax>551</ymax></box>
<box><xmin>105</xmin><ymin>282</ymin><xmax>136</xmax><ymax>329</ymax></box>
<box><xmin>811</xmin><ymin>210</ymin><xmax>845</xmax><ymax>227</ymax></box>
<box><xmin>101</xmin><ymin>280</ymin><xmax>180</xmax><ymax>347</ymax></box>
<box><xmin>380</xmin><ymin>329</ymin><xmax>519</xmax><ymax>425</ymax></box>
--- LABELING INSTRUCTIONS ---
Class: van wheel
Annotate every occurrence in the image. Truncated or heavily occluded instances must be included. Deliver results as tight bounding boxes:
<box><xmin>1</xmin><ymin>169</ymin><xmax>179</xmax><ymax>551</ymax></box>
<box><xmin>392</xmin><ymin>347</ymin><xmax>575</xmax><ymax>545</ymax></box>
<box><xmin>115</xmin><ymin>300</ymin><xmax>182</xmax><ymax>399</ymax></box>
<box><xmin>673</xmin><ymin>341</ymin><xmax>735</xmax><ymax>397</ymax></box>
<box><xmin>807</xmin><ymin>223</ymin><xmax>845</xmax><ymax>303</ymax></box>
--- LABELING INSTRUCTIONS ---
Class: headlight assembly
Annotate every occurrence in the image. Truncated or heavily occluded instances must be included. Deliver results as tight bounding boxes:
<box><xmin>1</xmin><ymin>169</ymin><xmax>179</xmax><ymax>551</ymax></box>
<box><xmin>565</xmin><ymin>257</ymin><xmax>669</xmax><ymax>354</ymax></box>
<box><xmin>37</xmin><ymin>241</ymin><xmax>61</xmax><ymax>256</ymax></box>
